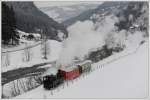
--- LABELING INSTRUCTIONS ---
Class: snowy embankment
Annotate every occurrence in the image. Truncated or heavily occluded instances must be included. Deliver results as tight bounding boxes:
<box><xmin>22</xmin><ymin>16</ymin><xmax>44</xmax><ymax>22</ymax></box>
<box><xmin>15</xmin><ymin>41</ymin><xmax>148</xmax><ymax>99</ymax></box>
<box><xmin>2</xmin><ymin>40</ymin><xmax>62</xmax><ymax>72</ymax></box>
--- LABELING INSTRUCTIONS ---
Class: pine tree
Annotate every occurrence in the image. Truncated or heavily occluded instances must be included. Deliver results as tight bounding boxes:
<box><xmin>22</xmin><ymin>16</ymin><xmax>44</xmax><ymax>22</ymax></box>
<box><xmin>2</xmin><ymin>2</ymin><xmax>19</xmax><ymax>45</ymax></box>
<box><xmin>2</xmin><ymin>3</ymin><xmax>11</xmax><ymax>44</ymax></box>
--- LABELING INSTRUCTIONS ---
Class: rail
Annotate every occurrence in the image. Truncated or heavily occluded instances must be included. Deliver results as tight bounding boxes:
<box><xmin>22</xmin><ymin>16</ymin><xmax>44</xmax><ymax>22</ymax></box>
<box><xmin>2</xmin><ymin>40</ymin><xmax>46</xmax><ymax>53</ymax></box>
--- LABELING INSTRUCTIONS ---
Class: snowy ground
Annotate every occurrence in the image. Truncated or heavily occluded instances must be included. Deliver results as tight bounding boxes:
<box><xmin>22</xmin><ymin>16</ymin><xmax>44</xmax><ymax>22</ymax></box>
<box><xmin>2</xmin><ymin>40</ymin><xmax>62</xmax><ymax>72</ymax></box>
<box><xmin>15</xmin><ymin>42</ymin><xmax>148</xmax><ymax>99</ymax></box>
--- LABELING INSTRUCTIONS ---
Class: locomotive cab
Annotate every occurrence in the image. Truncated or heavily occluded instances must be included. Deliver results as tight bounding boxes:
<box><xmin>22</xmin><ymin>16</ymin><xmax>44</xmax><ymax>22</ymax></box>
<box><xmin>43</xmin><ymin>75</ymin><xmax>56</xmax><ymax>90</ymax></box>
<box><xmin>43</xmin><ymin>72</ymin><xmax>64</xmax><ymax>90</ymax></box>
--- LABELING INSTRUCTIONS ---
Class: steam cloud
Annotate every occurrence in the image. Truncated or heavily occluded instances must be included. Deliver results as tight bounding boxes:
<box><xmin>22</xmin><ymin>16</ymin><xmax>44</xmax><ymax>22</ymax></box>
<box><xmin>57</xmin><ymin>14</ymin><xmax>145</xmax><ymax>67</ymax></box>
<box><xmin>57</xmin><ymin>15</ymin><xmax>118</xmax><ymax>66</ymax></box>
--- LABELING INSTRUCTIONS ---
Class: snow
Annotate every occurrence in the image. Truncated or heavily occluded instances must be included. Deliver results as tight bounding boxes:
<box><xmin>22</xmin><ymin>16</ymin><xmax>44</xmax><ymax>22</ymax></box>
<box><xmin>44</xmin><ymin>10</ymin><xmax>60</xmax><ymax>21</ymax></box>
<box><xmin>2</xmin><ymin>29</ymin><xmax>41</xmax><ymax>51</ymax></box>
<box><xmin>59</xmin><ymin>65</ymin><xmax>77</xmax><ymax>72</ymax></box>
<box><xmin>77</xmin><ymin>60</ymin><xmax>92</xmax><ymax>65</ymax></box>
<box><xmin>42</xmin><ymin>67</ymin><xmax>58</xmax><ymax>76</ymax></box>
<box><xmin>3</xmin><ymin>75</ymin><xmax>42</xmax><ymax>98</ymax></box>
<box><xmin>15</xmin><ymin>42</ymin><xmax>148</xmax><ymax>99</ymax></box>
<box><xmin>17</xmin><ymin>30</ymin><xmax>29</xmax><ymax>36</ymax></box>
<box><xmin>32</xmin><ymin>33</ymin><xmax>41</xmax><ymax>39</ymax></box>
<box><xmin>2</xmin><ymin>41</ymin><xmax>39</xmax><ymax>52</ymax></box>
<box><xmin>2</xmin><ymin>40</ymin><xmax>62</xmax><ymax>72</ymax></box>
<box><xmin>62</xmin><ymin>7</ymin><xmax>75</xmax><ymax>11</ymax></box>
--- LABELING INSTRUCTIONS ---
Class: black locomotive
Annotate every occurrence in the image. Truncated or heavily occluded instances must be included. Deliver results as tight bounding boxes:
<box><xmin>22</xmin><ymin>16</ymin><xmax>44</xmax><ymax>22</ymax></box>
<box><xmin>43</xmin><ymin>72</ymin><xmax>64</xmax><ymax>90</ymax></box>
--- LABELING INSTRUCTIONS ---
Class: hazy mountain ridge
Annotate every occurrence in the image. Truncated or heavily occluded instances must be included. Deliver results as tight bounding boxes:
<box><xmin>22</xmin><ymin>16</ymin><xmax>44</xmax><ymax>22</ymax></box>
<box><xmin>40</xmin><ymin>3</ymin><xmax>101</xmax><ymax>23</ymax></box>
<box><xmin>62</xmin><ymin>2</ymin><xmax>128</xmax><ymax>26</ymax></box>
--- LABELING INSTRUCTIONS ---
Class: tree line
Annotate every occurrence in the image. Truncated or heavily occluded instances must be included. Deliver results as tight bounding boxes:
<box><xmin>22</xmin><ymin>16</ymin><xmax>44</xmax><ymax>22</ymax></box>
<box><xmin>2</xmin><ymin>2</ymin><xmax>19</xmax><ymax>45</ymax></box>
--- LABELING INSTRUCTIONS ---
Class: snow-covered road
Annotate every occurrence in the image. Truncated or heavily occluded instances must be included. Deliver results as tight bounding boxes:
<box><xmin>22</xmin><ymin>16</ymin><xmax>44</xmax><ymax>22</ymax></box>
<box><xmin>15</xmin><ymin>42</ymin><xmax>148</xmax><ymax>99</ymax></box>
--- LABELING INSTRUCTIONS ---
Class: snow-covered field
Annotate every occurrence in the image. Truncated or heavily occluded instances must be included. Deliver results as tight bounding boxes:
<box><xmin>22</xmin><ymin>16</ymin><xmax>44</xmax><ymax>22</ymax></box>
<box><xmin>15</xmin><ymin>41</ymin><xmax>148</xmax><ymax>99</ymax></box>
<box><xmin>2</xmin><ymin>40</ymin><xmax>62</xmax><ymax>72</ymax></box>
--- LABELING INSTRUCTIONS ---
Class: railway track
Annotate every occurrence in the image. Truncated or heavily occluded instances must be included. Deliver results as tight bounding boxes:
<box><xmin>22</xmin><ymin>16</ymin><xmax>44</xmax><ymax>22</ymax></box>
<box><xmin>2</xmin><ymin>61</ymin><xmax>55</xmax><ymax>85</ymax></box>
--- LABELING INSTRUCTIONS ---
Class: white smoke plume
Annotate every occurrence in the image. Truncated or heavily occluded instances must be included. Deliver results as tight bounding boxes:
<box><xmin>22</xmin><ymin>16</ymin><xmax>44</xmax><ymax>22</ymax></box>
<box><xmin>57</xmin><ymin>15</ymin><xmax>118</xmax><ymax>66</ymax></box>
<box><xmin>57</xmin><ymin>14</ymin><xmax>145</xmax><ymax>67</ymax></box>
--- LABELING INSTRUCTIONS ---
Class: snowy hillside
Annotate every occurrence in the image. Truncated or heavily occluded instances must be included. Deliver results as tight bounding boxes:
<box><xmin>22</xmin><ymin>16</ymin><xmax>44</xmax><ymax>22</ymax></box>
<box><xmin>15</xmin><ymin>41</ymin><xmax>148</xmax><ymax>98</ymax></box>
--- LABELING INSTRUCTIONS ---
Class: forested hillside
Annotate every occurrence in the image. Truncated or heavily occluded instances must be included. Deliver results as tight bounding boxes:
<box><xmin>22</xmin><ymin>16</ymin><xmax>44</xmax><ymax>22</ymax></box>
<box><xmin>3</xmin><ymin>2</ymin><xmax>68</xmax><ymax>42</ymax></box>
<box><xmin>2</xmin><ymin>3</ymin><xmax>19</xmax><ymax>45</ymax></box>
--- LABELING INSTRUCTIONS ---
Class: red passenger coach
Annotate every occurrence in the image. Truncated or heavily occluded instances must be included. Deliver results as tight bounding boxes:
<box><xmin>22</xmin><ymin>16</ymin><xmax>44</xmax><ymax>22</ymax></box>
<box><xmin>58</xmin><ymin>66</ymin><xmax>80</xmax><ymax>80</ymax></box>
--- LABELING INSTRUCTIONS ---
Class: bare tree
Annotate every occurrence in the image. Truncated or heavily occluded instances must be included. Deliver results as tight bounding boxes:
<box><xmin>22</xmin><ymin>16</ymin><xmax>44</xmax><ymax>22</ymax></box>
<box><xmin>23</xmin><ymin>43</ymin><xmax>31</xmax><ymax>62</ymax></box>
<box><xmin>41</xmin><ymin>28</ymin><xmax>50</xmax><ymax>60</ymax></box>
<box><xmin>5</xmin><ymin>52</ymin><xmax>10</xmax><ymax>67</ymax></box>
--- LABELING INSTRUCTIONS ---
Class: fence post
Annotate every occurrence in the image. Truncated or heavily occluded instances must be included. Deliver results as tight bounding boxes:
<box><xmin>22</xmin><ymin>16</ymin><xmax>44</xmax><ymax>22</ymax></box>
<box><xmin>5</xmin><ymin>52</ymin><xmax>10</xmax><ymax>67</ymax></box>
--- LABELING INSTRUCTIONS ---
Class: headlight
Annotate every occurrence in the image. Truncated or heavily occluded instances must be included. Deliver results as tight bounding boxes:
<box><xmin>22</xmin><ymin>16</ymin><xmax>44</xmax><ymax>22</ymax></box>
<box><xmin>43</xmin><ymin>77</ymin><xmax>46</xmax><ymax>81</ymax></box>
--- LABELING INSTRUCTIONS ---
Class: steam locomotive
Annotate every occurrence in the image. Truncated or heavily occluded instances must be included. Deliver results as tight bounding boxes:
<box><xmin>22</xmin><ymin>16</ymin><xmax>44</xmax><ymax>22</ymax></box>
<box><xmin>43</xmin><ymin>45</ymin><xmax>119</xmax><ymax>90</ymax></box>
<box><xmin>43</xmin><ymin>60</ymin><xmax>92</xmax><ymax>90</ymax></box>
<box><xmin>43</xmin><ymin>72</ymin><xmax>64</xmax><ymax>90</ymax></box>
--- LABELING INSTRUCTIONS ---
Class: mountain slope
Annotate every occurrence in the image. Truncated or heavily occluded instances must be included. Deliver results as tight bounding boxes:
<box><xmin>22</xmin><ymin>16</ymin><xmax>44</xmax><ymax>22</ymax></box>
<box><xmin>62</xmin><ymin>2</ymin><xmax>128</xmax><ymax>26</ymax></box>
<box><xmin>39</xmin><ymin>3</ymin><xmax>100</xmax><ymax>23</ymax></box>
<box><xmin>5</xmin><ymin>2</ymin><xmax>68</xmax><ymax>41</ymax></box>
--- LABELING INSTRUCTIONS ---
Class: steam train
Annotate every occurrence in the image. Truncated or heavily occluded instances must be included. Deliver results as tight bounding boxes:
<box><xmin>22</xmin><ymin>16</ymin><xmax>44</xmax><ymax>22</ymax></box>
<box><xmin>43</xmin><ymin>60</ymin><xmax>92</xmax><ymax>90</ymax></box>
<box><xmin>43</xmin><ymin>45</ymin><xmax>121</xmax><ymax>90</ymax></box>
<box><xmin>43</xmin><ymin>45</ymin><xmax>115</xmax><ymax>90</ymax></box>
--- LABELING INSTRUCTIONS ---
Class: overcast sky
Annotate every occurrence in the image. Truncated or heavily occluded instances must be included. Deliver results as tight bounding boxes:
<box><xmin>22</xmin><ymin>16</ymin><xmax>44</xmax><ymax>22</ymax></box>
<box><xmin>34</xmin><ymin>1</ymin><xmax>103</xmax><ymax>8</ymax></box>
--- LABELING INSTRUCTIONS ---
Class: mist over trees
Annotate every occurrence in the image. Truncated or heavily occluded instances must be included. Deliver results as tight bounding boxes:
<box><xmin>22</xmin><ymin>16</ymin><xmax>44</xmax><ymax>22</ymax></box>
<box><xmin>115</xmin><ymin>2</ymin><xmax>149</xmax><ymax>34</ymax></box>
